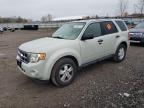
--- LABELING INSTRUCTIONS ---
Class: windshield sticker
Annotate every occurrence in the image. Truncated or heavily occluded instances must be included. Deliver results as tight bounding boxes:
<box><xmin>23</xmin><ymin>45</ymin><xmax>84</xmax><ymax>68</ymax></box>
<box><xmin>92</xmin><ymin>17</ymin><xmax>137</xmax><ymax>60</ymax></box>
<box><xmin>73</xmin><ymin>25</ymin><xmax>83</xmax><ymax>29</ymax></box>
<box><xmin>106</xmin><ymin>24</ymin><xmax>112</xmax><ymax>30</ymax></box>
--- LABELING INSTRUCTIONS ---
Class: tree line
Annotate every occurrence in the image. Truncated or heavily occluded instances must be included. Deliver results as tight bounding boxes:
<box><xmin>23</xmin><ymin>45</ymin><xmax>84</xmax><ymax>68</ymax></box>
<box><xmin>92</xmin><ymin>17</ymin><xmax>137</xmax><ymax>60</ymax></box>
<box><xmin>1</xmin><ymin>0</ymin><xmax>144</xmax><ymax>23</ymax></box>
<box><xmin>118</xmin><ymin>0</ymin><xmax>144</xmax><ymax>17</ymax></box>
<box><xmin>41</xmin><ymin>0</ymin><xmax>144</xmax><ymax>22</ymax></box>
<box><xmin>0</xmin><ymin>16</ymin><xmax>28</xmax><ymax>23</ymax></box>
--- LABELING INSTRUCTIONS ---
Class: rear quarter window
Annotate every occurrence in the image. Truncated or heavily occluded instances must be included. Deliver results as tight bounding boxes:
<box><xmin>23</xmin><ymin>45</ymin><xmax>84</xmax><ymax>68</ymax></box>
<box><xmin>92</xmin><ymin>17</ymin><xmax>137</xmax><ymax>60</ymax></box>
<box><xmin>116</xmin><ymin>21</ymin><xmax>128</xmax><ymax>31</ymax></box>
<box><xmin>101</xmin><ymin>21</ymin><xmax>118</xmax><ymax>35</ymax></box>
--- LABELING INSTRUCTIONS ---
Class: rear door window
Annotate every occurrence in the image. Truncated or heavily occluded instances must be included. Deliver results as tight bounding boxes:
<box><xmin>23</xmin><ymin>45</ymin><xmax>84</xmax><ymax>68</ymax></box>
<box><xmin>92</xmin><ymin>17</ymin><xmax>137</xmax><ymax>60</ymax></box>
<box><xmin>116</xmin><ymin>21</ymin><xmax>127</xmax><ymax>31</ymax></box>
<box><xmin>101</xmin><ymin>21</ymin><xmax>118</xmax><ymax>35</ymax></box>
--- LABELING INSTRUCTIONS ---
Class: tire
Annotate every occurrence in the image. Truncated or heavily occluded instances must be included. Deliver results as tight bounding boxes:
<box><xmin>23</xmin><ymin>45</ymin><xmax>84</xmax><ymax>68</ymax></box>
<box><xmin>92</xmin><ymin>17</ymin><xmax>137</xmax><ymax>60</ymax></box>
<box><xmin>141</xmin><ymin>43</ymin><xmax>144</xmax><ymax>47</ymax></box>
<box><xmin>141</xmin><ymin>39</ymin><xmax>144</xmax><ymax>46</ymax></box>
<box><xmin>113</xmin><ymin>44</ymin><xmax>127</xmax><ymax>63</ymax></box>
<box><xmin>51</xmin><ymin>58</ymin><xmax>77</xmax><ymax>87</ymax></box>
<box><xmin>11</xmin><ymin>29</ymin><xmax>15</xmax><ymax>32</ymax></box>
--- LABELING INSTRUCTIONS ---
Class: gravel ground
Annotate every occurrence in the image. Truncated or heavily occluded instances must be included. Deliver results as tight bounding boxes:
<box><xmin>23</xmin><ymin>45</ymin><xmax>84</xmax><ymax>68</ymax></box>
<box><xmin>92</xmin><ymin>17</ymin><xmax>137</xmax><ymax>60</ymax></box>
<box><xmin>0</xmin><ymin>30</ymin><xmax>144</xmax><ymax>108</ymax></box>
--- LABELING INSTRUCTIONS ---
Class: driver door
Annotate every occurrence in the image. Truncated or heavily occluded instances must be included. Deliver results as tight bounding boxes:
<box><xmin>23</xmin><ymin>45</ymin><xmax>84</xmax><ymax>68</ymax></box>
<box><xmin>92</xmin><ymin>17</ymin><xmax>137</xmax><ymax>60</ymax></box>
<box><xmin>79</xmin><ymin>22</ymin><xmax>105</xmax><ymax>64</ymax></box>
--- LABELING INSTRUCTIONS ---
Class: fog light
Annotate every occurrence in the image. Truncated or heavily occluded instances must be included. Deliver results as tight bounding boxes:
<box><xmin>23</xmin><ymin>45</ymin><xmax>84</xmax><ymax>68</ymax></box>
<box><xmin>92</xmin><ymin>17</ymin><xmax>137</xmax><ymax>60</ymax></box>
<box><xmin>30</xmin><ymin>70</ymin><xmax>38</xmax><ymax>77</ymax></box>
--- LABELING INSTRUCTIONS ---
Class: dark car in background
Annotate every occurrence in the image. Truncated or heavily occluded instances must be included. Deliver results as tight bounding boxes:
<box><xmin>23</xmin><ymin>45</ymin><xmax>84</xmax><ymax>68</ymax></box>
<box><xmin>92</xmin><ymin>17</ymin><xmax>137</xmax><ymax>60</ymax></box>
<box><xmin>129</xmin><ymin>22</ymin><xmax>144</xmax><ymax>45</ymax></box>
<box><xmin>124</xmin><ymin>20</ymin><xmax>136</xmax><ymax>29</ymax></box>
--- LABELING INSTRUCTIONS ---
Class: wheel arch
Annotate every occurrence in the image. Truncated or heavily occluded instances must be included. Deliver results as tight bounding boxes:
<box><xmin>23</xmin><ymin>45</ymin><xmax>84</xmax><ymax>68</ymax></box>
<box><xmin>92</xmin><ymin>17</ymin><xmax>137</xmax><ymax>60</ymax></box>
<box><xmin>59</xmin><ymin>55</ymin><xmax>79</xmax><ymax>68</ymax></box>
<box><xmin>120</xmin><ymin>41</ymin><xmax>128</xmax><ymax>49</ymax></box>
<box><xmin>43</xmin><ymin>50</ymin><xmax>81</xmax><ymax>80</ymax></box>
<box><xmin>116</xmin><ymin>41</ymin><xmax>128</xmax><ymax>51</ymax></box>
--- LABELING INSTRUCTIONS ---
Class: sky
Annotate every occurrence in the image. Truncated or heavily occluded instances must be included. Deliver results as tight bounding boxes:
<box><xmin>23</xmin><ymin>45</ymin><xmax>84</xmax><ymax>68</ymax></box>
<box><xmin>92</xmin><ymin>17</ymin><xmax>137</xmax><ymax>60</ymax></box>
<box><xmin>0</xmin><ymin>0</ymin><xmax>137</xmax><ymax>21</ymax></box>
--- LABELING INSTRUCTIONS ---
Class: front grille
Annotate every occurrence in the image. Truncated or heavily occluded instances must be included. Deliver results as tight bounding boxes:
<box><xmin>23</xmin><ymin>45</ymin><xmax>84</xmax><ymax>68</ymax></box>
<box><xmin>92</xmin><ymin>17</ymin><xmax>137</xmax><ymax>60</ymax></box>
<box><xmin>131</xmin><ymin>33</ymin><xmax>142</xmax><ymax>37</ymax></box>
<box><xmin>18</xmin><ymin>49</ymin><xmax>29</xmax><ymax>63</ymax></box>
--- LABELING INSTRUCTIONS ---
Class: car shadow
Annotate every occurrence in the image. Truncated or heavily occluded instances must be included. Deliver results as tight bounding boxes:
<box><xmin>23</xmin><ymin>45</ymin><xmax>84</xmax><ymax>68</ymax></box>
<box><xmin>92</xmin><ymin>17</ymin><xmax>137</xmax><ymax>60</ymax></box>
<box><xmin>14</xmin><ymin>57</ymin><xmax>124</xmax><ymax>100</ymax></box>
<box><xmin>77</xmin><ymin>58</ymin><xmax>114</xmax><ymax>76</ymax></box>
<box><xmin>20</xmin><ymin>58</ymin><xmax>114</xmax><ymax>88</ymax></box>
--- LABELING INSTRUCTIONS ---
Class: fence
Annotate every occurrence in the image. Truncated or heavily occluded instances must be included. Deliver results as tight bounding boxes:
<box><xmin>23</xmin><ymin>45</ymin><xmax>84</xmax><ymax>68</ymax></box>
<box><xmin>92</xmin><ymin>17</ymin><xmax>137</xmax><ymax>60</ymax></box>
<box><xmin>0</xmin><ymin>21</ymin><xmax>67</xmax><ymax>29</ymax></box>
<box><xmin>0</xmin><ymin>18</ymin><xmax>143</xmax><ymax>29</ymax></box>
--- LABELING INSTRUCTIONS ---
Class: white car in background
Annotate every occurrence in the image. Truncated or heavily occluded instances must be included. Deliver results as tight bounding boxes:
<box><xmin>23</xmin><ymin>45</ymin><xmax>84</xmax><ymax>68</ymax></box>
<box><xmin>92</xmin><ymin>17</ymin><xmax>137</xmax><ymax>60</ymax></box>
<box><xmin>0</xmin><ymin>27</ymin><xmax>3</xmax><ymax>33</ymax></box>
<box><xmin>17</xmin><ymin>19</ymin><xmax>129</xmax><ymax>87</ymax></box>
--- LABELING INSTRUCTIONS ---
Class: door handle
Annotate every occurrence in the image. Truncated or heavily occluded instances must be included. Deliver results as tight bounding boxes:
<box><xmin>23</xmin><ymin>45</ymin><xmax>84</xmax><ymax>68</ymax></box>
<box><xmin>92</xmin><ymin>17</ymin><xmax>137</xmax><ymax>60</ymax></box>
<box><xmin>98</xmin><ymin>39</ymin><xmax>103</xmax><ymax>43</ymax></box>
<box><xmin>116</xmin><ymin>35</ymin><xmax>120</xmax><ymax>38</ymax></box>
<box><xmin>98</xmin><ymin>39</ymin><xmax>103</xmax><ymax>44</ymax></box>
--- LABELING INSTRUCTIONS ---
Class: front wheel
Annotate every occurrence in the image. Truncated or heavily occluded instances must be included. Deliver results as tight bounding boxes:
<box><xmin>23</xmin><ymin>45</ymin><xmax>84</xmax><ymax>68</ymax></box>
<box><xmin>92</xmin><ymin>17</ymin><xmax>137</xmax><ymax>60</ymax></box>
<box><xmin>51</xmin><ymin>58</ymin><xmax>77</xmax><ymax>87</ymax></box>
<box><xmin>141</xmin><ymin>40</ymin><xmax>144</xmax><ymax>46</ymax></box>
<box><xmin>113</xmin><ymin>44</ymin><xmax>127</xmax><ymax>63</ymax></box>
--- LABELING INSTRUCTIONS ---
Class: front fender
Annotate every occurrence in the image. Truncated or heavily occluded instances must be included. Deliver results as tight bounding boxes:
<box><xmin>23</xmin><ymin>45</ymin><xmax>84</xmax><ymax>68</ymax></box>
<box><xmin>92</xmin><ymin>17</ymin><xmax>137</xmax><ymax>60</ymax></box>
<box><xmin>43</xmin><ymin>48</ymin><xmax>81</xmax><ymax>80</ymax></box>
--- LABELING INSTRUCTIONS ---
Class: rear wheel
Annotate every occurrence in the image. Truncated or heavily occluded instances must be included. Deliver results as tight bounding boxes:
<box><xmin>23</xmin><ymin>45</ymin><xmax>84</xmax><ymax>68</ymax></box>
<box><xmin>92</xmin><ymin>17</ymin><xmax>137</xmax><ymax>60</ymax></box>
<box><xmin>113</xmin><ymin>44</ymin><xmax>127</xmax><ymax>63</ymax></box>
<box><xmin>51</xmin><ymin>58</ymin><xmax>77</xmax><ymax>87</ymax></box>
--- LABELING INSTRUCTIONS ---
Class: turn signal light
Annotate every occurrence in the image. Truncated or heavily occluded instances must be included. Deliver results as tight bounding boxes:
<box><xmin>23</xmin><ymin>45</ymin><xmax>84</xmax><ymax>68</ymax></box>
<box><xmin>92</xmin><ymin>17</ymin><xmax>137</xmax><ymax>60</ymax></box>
<box><xmin>39</xmin><ymin>53</ymin><xmax>46</xmax><ymax>60</ymax></box>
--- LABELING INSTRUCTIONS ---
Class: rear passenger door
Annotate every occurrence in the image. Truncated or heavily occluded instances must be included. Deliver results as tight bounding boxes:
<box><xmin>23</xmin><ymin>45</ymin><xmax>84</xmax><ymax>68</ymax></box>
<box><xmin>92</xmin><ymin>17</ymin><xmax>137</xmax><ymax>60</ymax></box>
<box><xmin>100</xmin><ymin>21</ymin><xmax>119</xmax><ymax>55</ymax></box>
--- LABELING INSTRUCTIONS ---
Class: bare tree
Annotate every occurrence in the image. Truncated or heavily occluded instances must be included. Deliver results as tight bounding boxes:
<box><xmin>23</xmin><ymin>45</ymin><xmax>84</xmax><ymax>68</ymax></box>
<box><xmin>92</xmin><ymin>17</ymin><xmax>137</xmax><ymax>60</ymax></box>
<box><xmin>134</xmin><ymin>4</ymin><xmax>138</xmax><ymax>14</ymax></box>
<box><xmin>47</xmin><ymin>14</ymin><xmax>53</xmax><ymax>21</ymax></box>
<box><xmin>135</xmin><ymin>0</ymin><xmax>144</xmax><ymax>16</ymax></box>
<box><xmin>41</xmin><ymin>14</ymin><xmax>53</xmax><ymax>22</ymax></box>
<box><xmin>118</xmin><ymin>0</ymin><xmax>129</xmax><ymax>17</ymax></box>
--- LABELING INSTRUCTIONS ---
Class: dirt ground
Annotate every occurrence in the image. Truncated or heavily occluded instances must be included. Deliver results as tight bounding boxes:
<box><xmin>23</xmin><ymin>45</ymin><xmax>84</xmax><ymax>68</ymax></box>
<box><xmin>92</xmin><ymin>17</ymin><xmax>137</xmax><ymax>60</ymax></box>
<box><xmin>0</xmin><ymin>30</ymin><xmax>144</xmax><ymax>108</ymax></box>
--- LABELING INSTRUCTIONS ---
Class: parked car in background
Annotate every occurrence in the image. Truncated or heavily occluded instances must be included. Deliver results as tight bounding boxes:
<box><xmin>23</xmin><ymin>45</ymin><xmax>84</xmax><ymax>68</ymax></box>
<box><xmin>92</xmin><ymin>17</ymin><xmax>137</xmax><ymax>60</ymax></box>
<box><xmin>16</xmin><ymin>19</ymin><xmax>129</xmax><ymax>87</ymax></box>
<box><xmin>124</xmin><ymin>20</ymin><xmax>136</xmax><ymax>29</ymax></box>
<box><xmin>7</xmin><ymin>27</ymin><xmax>15</xmax><ymax>32</ymax></box>
<box><xmin>3</xmin><ymin>27</ymin><xmax>8</xmax><ymax>31</ymax></box>
<box><xmin>129</xmin><ymin>22</ymin><xmax>144</xmax><ymax>45</ymax></box>
<box><xmin>0</xmin><ymin>27</ymin><xmax>4</xmax><ymax>33</ymax></box>
<box><xmin>3</xmin><ymin>27</ymin><xmax>15</xmax><ymax>32</ymax></box>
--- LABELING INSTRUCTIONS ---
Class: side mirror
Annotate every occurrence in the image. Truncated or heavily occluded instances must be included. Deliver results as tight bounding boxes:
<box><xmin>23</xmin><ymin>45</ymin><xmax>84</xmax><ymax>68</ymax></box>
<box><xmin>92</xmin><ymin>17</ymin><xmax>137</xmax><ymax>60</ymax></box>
<box><xmin>81</xmin><ymin>34</ymin><xmax>94</xmax><ymax>40</ymax></box>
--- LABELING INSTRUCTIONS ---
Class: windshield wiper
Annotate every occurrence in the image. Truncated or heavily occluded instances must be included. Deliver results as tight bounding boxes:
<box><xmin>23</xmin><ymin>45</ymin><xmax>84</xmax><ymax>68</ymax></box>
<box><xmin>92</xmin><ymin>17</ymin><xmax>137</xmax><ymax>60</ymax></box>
<box><xmin>53</xmin><ymin>36</ymin><xmax>64</xmax><ymax>39</ymax></box>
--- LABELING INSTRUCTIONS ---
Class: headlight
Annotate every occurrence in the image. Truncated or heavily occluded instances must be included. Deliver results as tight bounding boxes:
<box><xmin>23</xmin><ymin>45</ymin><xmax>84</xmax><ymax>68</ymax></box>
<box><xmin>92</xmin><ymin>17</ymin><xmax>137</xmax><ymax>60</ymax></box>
<box><xmin>29</xmin><ymin>53</ymin><xmax>46</xmax><ymax>63</ymax></box>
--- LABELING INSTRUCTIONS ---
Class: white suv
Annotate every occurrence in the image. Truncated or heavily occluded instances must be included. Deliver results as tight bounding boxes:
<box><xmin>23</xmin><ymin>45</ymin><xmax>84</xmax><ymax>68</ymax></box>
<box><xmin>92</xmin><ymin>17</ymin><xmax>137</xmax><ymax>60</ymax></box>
<box><xmin>16</xmin><ymin>19</ymin><xmax>129</xmax><ymax>86</ymax></box>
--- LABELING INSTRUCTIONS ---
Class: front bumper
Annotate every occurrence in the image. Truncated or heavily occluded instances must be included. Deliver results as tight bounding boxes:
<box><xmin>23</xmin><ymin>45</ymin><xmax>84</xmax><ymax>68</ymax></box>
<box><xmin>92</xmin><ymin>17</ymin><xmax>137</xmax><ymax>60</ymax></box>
<box><xmin>130</xmin><ymin>37</ymin><xmax>143</xmax><ymax>41</ymax></box>
<box><xmin>130</xmin><ymin>33</ymin><xmax>144</xmax><ymax>43</ymax></box>
<box><xmin>130</xmin><ymin>37</ymin><xmax>144</xmax><ymax>43</ymax></box>
<box><xmin>16</xmin><ymin>55</ymin><xmax>47</xmax><ymax>80</ymax></box>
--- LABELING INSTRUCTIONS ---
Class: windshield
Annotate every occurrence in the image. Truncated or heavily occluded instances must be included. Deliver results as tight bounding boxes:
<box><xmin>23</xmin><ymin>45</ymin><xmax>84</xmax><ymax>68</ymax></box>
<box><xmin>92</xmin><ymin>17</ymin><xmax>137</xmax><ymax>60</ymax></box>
<box><xmin>52</xmin><ymin>22</ymin><xmax>85</xmax><ymax>40</ymax></box>
<box><xmin>135</xmin><ymin>23</ymin><xmax>144</xmax><ymax>29</ymax></box>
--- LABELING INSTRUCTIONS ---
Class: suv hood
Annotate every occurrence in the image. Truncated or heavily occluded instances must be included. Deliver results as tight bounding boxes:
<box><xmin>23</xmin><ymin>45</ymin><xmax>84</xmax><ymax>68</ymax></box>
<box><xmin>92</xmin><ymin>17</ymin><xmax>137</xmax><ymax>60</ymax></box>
<box><xmin>130</xmin><ymin>28</ymin><xmax>144</xmax><ymax>33</ymax></box>
<box><xmin>19</xmin><ymin>37</ymin><xmax>74</xmax><ymax>53</ymax></box>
